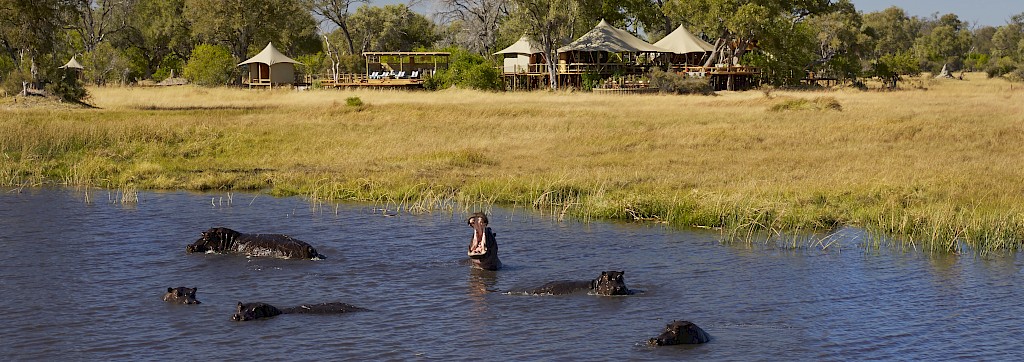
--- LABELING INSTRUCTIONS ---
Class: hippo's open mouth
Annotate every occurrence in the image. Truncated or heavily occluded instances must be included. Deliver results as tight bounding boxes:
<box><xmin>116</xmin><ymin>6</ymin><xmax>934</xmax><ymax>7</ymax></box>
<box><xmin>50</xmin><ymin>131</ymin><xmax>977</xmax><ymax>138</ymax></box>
<box><xmin>468</xmin><ymin>216</ymin><xmax>488</xmax><ymax>258</ymax></box>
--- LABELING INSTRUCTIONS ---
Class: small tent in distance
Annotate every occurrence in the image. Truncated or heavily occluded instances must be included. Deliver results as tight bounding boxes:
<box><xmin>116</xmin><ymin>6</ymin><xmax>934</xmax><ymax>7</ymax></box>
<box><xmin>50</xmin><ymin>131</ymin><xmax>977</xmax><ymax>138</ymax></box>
<box><xmin>653</xmin><ymin>24</ymin><xmax>715</xmax><ymax>67</ymax></box>
<box><xmin>494</xmin><ymin>35</ymin><xmax>544</xmax><ymax>74</ymax></box>
<box><xmin>238</xmin><ymin>43</ymin><xmax>303</xmax><ymax>88</ymax></box>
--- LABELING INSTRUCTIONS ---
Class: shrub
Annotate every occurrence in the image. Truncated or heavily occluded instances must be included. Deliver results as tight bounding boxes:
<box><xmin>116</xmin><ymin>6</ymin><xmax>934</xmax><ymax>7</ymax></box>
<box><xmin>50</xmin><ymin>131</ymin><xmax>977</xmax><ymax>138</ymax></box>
<box><xmin>983</xmin><ymin>56</ymin><xmax>1018</xmax><ymax>78</ymax></box>
<box><xmin>769</xmin><ymin>96</ymin><xmax>842</xmax><ymax>112</ymax></box>
<box><xmin>2</xmin><ymin>69</ymin><xmax>29</xmax><ymax>96</ymax></box>
<box><xmin>183</xmin><ymin>44</ymin><xmax>236</xmax><ymax>86</ymax></box>
<box><xmin>46</xmin><ymin>69</ymin><xmax>88</xmax><ymax>103</ymax></box>
<box><xmin>424</xmin><ymin>48</ymin><xmax>502</xmax><ymax>91</ymax></box>
<box><xmin>345</xmin><ymin>96</ymin><xmax>363</xmax><ymax>107</ymax></box>
<box><xmin>648</xmin><ymin>67</ymin><xmax>713</xmax><ymax>95</ymax></box>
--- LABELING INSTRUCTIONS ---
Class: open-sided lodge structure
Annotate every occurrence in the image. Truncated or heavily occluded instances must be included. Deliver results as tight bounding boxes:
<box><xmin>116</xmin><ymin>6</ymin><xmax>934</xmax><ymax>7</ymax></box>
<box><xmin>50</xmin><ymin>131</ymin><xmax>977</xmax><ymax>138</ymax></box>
<box><xmin>319</xmin><ymin>52</ymin><xmax>450</xmax><ymax>88</ymax></box>
<box><xmin>239</xmin><ymin>43</ymin><xmax>303</xmax><ymax>88</ymax></box>
<box><xmin>496</xmin><ymin>20</ymin><xmax>760</xmax><ymax>91</ymax></box>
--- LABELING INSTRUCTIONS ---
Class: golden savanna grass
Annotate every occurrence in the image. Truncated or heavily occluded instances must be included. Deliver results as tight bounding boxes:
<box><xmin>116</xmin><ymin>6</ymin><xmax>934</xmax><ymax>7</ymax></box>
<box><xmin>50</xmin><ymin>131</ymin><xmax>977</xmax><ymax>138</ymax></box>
<box><xmin>2</xmin><ymin>74</ymin><xmax>1023</xmax><ymax>252</ymax></box>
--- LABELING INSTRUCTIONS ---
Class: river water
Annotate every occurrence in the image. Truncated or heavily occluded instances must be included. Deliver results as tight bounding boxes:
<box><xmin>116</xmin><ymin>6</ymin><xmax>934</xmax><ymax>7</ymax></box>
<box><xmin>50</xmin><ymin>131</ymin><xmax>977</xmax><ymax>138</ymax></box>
<box><xmin>1</xmin><ymin>188</ymin><xmax>1022</xmax><ymax>360</ymax></box>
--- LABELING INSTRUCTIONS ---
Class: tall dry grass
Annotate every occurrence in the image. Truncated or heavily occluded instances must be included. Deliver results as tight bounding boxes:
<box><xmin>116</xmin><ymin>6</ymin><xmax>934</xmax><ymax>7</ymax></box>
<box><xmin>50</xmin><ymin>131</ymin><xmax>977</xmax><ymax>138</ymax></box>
<box><xmin>2</xmin><ymin>74</ymin><xmax>1023</xmax><ymax>252</ymax></box>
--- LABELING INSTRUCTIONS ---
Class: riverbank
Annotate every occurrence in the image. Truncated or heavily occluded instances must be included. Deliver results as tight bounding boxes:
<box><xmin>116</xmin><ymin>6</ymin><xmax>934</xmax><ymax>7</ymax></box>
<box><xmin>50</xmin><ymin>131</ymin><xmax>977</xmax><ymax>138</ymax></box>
<box><xmin>2</xmin><ymin>74</ymin><xmax>1022</xmax><ymax>252</ymax></box>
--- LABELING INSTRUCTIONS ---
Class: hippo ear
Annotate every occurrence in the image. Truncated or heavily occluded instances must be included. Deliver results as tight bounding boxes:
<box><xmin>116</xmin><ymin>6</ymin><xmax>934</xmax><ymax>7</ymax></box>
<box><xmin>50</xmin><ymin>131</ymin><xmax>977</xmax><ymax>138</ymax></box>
<box><xmin>167</xmin><ymin>287</ymin><xmax>174</xmax><ymax>293</ymax></box>
<box><xmin>190</xmin><ymin>287</ymin><xmax>197</xmax><ymax>293</ymax></box>
<box><xmin>237</xmin><ymin>302</ymin><xmax>243</xmax><ymax>309</ymax></box>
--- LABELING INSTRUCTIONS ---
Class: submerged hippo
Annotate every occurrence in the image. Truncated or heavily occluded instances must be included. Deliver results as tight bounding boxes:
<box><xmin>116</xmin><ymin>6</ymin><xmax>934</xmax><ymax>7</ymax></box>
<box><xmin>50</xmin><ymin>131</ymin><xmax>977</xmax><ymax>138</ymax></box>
<box><xmin>163</xmin><ymin>287</ymin><xmax>201</xmax><ymax>304</ymax></box>
<box><xmin>648</xmin><ymin>320</ymin><xmax>711</xmax><ymax>345</ymax></box>
<box><xmin>186</xmin><ymin>227</ymin><xmax>325</xmax><ymax>260</ymax></box>
<box><xmin>467</xmin><ymin>212</ymin><xmax>501</xmax><ymax>271</ymax></box>
<box><xmin>231</xmin><ymin>302</ymin><xmax>368</xmax><ymax>321</ymax></box>
<box><xmin>509</xmin><ymin>271</ymin><xmax>634</xmax><ymax>296</ymax></box>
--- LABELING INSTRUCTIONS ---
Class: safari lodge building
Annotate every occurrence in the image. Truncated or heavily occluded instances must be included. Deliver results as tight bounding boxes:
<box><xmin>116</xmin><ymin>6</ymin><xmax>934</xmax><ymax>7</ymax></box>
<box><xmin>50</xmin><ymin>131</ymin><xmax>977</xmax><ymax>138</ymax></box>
<box><xmin>495</xmin><ymin>20</ymin><xmax>760</xmax><ymax>91</ymax></box>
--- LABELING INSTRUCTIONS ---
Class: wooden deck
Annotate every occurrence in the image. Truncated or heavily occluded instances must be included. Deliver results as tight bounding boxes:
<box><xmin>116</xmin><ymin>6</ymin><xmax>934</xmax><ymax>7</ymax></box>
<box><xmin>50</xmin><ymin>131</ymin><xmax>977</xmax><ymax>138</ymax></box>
<box><xmin>316</xmin><ymin>73</ymin><xmax>425</xmax><ymax>88</ymax></box>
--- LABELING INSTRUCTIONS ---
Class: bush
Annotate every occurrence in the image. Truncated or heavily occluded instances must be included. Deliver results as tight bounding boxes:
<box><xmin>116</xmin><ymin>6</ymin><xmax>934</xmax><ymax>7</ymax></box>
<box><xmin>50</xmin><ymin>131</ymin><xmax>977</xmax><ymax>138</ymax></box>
<box><xmin>984</xmin><ymin>57</ymin><xmax>1020</xmax><ymax>79</ymax></box>
<box><xmin>424</xmin><ymin>48</ymin><xmax>502</xmax><ymax>91</ymax></box>
<box><xmin>648</xmin><ymin>68</ymin><xmax>713</xmax><ymax>95</ymax></box>
<box><xmin>345</xmin><ymin>96</ymin><xmax>363</xmax><ymax>107</ymax></box>
<box><xmin>46</xmin><ymin>69</ymin><xmax>88</xmax><ymax>103</ymax></box>
<box><xmin>183</xmin><ymin>44</ymin><xmax>236</xmax><ymax>86</ymax></box>
<box><xmin>2</xmin><ymin>69</ymin><xmax>29</xmax><ymax>96</ymax></box>
<box><xmin>769</xmin><ymin>97</ymin><xmax>842</xmax><ymax>112</ymax></box>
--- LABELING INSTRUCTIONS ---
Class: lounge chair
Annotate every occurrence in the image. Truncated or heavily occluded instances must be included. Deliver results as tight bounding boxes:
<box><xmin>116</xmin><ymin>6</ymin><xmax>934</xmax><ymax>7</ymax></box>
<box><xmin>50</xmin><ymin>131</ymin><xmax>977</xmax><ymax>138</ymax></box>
<box><xmin>369</xmin><ymin>71</ymin><xmax>379</xmax><ymax>79</ymax></box>
<box><xmin>396</xmin><ymin>71</ymin><xmax>406</xmax><ymax>78</ymax></box>
<box><xmin>410</xmin><ymin>71</ymin><xmax>419</xmax><ymax>79</ymax></box>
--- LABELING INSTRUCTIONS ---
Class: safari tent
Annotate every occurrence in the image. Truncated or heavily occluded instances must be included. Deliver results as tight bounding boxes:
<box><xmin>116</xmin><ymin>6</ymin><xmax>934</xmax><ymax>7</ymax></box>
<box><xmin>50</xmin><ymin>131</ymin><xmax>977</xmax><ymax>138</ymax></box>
<box><xmin>653</xmin><ymin>24</ymin><xmax>715</xmax><ymax>65</ymax></box>
<box><xmin>494</xmin><ymin>35</ymin><xmax>544</xmax><ymax>74</ymax></box>
<box><xmin>59</xmin><ymin>56</ymin><xmax>84</xmax><ymax>70</ymax></box>
<box><xmin>238</xmin><ymin>42</ymin><xmax>302</xmax><ymax>87</ymax></box>
<box><xmin>557</xmin><ymin>19</ymin><xmax>668</xmax><ymax>66</ymax></box>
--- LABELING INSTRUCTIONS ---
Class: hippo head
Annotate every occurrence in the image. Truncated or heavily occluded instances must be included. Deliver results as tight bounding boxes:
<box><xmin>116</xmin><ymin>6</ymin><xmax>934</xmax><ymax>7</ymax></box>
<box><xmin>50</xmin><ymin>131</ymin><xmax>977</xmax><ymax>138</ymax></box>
<box><xmin>648</xmin><ymin>320</ymin><xmax>711</xmax><ymax>346</ymax></box>
<box><xmin>163</xmin><ymin>287</ymin><xmax>201</xmax><ymax>304</ymax></box>
<box><xmin>187</xmin><ymin>227</ymin><xmax>240</xmax><ymax>253</ymax></box>
<box><xmin>467</xmin><ymin>212</ymin><xmax>491</xmax><ymax>258</ymax></box>
<box><xmin>232</xmin><ymin>302</ymin><xmax>282</xmax><ymax>321</ymax></box>
<box><xmin>591</xmin><ymin>271</ymin><xmax>633</xmax><ymax>296</ymax></box>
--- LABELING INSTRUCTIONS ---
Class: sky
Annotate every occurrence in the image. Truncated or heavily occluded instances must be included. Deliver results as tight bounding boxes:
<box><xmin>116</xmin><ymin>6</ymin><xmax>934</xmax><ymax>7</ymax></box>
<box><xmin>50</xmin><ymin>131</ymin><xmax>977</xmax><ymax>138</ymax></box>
<box><xmin>370</xmin><ymin>0</ymin><xmax>1023</xmax><ymax>28</ymax></box>
<box><xmin>848</xmin><ymin>0</ymin><xmax>1023</xmax><ymax>27</ymax></box>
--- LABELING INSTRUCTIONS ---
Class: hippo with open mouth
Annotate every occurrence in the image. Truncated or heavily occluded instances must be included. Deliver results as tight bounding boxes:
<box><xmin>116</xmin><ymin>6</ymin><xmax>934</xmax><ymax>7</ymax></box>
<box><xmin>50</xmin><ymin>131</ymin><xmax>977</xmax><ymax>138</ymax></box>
<box><xmin>186</xmin><ymin>227</ymin><xmax>325</xmax><ymax>260</ymax></box>
<box><xmin>231</xmin><ymin>302</ymin><xmax>368</xmax><ymax>321</ymax></box>
<box><xmin>163</xmin><ymin>287</ymin><xmax>201</xmax><ymax>304</ymax></box>
<box><xmin>509</xmin><ymin>271</ymin><xmax>635</xmax><ymax>296</ymax></box>
<box><xmin>467</xmin><ymin>212</ymin><xmax>501</xmax><ymax>271</ymax></box>
<box><xmin>648</xmin><ymin>320</ymin><xmax>711</xmax><ymax>345</ymax></box>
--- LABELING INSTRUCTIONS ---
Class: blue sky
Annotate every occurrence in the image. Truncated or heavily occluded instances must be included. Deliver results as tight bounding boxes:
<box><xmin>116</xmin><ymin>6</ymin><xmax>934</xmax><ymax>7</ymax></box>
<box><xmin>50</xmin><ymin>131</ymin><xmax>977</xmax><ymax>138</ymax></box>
<box><xmin>848</xmin><ymin>0</ymin><xmax>1023</xmax><ymax>27</ymax></box>
<box><xmin>372</xmin><ymin>1</ymin><xmax>1023</xmax><ymax>28</ymax></box>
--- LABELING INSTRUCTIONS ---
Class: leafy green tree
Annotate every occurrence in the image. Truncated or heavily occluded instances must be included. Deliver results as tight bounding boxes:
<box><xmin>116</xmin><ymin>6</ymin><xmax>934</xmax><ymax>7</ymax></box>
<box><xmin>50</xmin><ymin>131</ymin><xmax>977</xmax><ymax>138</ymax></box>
<box><xmin>505</xmin><ymin>0</ymin><xmax>580</xmax><ymax>90</ymax></box>
<box><xmin>873</xmin><ymin>50</ymin><xmax>919</xmax><ymax>89</ymax></box>
<box><xmin>82</xmin><ymin>41</ymin><xmax>130</xmax><ymax>85</ymax></box>
<box><xmin>991</xmin><ymin>13</ymin><xmax>1024</xmax><ymax>61</ymax></box>
<box><xmin>120</xmin><ymin>0</ymin><xmax>192</xmax><ymax>80</ymax></box>
<box><xmin>912</xmin><ymin>13</ymin><xmax>972</xmax><ymax>72</ymax></box>
<box><xmin>184</xmin><ymin>0</ymin><xmax>319</xmax><ymax>62</ymax></box>
<box><xmin>347</xmin><ymin>4</ymin><xmax>439</xmax><ymax>52</ymax></box>
<box><xmin>862</xmin><ymin>6</ymin><xmax>920</xmax><ymax>58</ymax></box>
<box><xmin>183</xmin><ymin>43</ymin><xmax>235</xmax><ymax>86</ymax></box>
<box><xmin>805</xmin><ymin>0</ymin><xmax>865</xmax><ymax>80</ymax></box>
<box><xmin>0</xmin><ymin>0</ymin><xmax>75</xmax><ymax>82</ymax></box>
<box><xmin>46</xmin><ymin>67</ymin><xmax>88</xmax><ymax>102</ymax></box>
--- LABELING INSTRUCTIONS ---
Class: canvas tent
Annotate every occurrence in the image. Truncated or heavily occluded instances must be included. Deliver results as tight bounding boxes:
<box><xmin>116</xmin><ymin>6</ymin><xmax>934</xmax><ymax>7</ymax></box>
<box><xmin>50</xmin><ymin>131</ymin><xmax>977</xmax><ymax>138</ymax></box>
<box><xmin>558</xmin><ymin>19</ymin><xmax>668</xmax><ymax>62</ymax></box>
<box><xmin>238</xmin><ymin>42</ymin><xmax>302</xmax><ymax>86</ymax></box>
<box><xmin>494</xmin><ymin>35</ymin><xmax>544</xmax><ymax>74</ymax></box>
<box><xmin>654</xmin><ymin>24</ymin><xmax>714</xmax><ymax>65</ymax></box>
<box><xmin>59</xmin><ymin>56</ymin><xmax>84</xmax><ymax>70</ymax></box>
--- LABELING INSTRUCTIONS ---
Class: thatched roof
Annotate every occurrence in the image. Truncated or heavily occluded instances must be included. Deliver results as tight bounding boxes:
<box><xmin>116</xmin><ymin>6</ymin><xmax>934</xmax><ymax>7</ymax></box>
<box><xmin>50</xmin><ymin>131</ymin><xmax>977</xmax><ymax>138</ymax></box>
<box><xmin>558</xmin><ymin>19</ymin><xmax>668</xmax><ymax>53</ymax></box>
<box><xmin>238</xmin><ymin>43</ymin><xmax>302</xmax><ymax>66</ymax></box>
<box><xmin>653</xmin><ymin>24</ymin><xmax>715</xmax><ymax>54</ymax></box>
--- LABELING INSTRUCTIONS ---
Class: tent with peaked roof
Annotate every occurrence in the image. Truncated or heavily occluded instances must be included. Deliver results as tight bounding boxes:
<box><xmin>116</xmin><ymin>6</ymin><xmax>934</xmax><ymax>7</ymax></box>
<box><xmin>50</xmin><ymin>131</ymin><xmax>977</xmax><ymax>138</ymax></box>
<box><xmin>654</xmin><ymin>24</ymin><xmax>715</xmax><ymax>65</ymax></box>
<box><xmin>238</xmin><ymin>42</ymin><xmax>303</xmax><ymax>86</ymax></box>
<box><xmin>59</xmin><ymin>56</ymin><xmax>84</xmax><ymax>70</ymax></box>
<box><xmin>494</xmin><ymin>35</ymin><xmax>544</xmax><ymax>74</ymax></box>
<box><xmin>558</xmin><ymin>19</ymin><xmax>667</xmax><ymax>54</ymax></box>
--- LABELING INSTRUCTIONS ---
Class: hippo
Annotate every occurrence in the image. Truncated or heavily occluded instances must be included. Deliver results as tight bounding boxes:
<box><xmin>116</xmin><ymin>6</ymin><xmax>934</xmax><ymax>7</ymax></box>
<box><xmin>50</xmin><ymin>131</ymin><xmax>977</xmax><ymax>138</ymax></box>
<box><xmin>186</xmin><ymin>227</ymin><xmax>325</xmax><ymax>260</ymax></box>
<box><xmin>648</xmin><ymin>320</ymin><xmax>711</xmax><ymax>345</ymax></box>
<box><xmin>231</xmin><ymin>302</ymin><xmax>368</xmax><ymax>321</ymax></box>
<box><xmin>467</xmin><ymin>212</ymin><xmax>501</xmax><ymax>271</ymax></box>
<box><xmin>163</xmin><ymin>287</ymin><xmax>201</xmax><ymax>304</ymax></box>
<box><xmin>509</xmin><ymin>271</ymin><xmax>634</xmax><ymax>296</ymax></box>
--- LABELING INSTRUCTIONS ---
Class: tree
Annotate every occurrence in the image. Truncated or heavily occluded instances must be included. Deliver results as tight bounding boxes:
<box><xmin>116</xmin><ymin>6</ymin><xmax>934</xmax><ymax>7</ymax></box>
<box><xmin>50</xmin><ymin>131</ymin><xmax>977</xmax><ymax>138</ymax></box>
<box><xmin>912</xmin><ymin>13</ymin><xmax>972</xmax><ymax>72</ymax></box>
<box><xmin>347</xmin><ymin>4</ymin><xmax>438</xmax><ymax>53</ymax></box>
<box><xmin>505</xmin><ymin>0</ymin><xmax>578</xmax><ymax>90</ymax></box>
<box><xmin>183</xmin><ymin>43</ymin><xmax>235</xmax><ymax>86</ymax></box>
<box><xmin>120</xmin><ymin>0</ymin><xmax>191</xmax><ymax>79</ymax></box>
<box><xmin>873</xmin><ymin>50</ymin><xmax>919</xmax><ymax>89</ymax></box>
<box><xmin>0</xmin><ymin>0</ymin><xmax>75</xmax><ymax>83</ymax></box>
<box><xmin>69</xmin><ymin>0</ymin><xmax>134</xmax><ymax>53</ymax></box>
<box><xmin>805</xmin><ymin>0</ymin><xmax>865</xmax><ymax>80</ymax></box>
<box><xmin>306</xmin><ymin>0</ymin><xmax>366</xmax><ymax>55</ymax></box>
<box><xmin>437</xmin><ymin>0</ymin><xmax>507</xmax><ymax>54</ymax></box>
<box><xmin>184</xmin><ymin>0</ymin><xmax>318</xmax><ymax>62</ymax></box>
<box><xmin>862</xmin><ymin>6</ymin><xmax>921</xmax><ymax>58</ymax></box>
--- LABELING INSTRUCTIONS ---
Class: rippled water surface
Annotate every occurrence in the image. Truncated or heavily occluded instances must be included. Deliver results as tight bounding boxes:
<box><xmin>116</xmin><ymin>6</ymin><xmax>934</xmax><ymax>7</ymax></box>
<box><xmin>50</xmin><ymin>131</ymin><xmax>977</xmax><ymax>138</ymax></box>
<box><xmin>2</xmin><ymin>188</ymin><xmax>1023</xmax><ymax>360</ymax></box>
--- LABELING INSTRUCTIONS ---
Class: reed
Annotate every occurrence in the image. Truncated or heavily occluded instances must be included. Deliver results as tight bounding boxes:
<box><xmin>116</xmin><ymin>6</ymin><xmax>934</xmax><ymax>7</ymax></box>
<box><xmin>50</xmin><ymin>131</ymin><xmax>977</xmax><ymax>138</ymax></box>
<box><xmin>1</xmin><ymin>74</ymin><xmax>1022</xmax><ymax>252</ymax></box>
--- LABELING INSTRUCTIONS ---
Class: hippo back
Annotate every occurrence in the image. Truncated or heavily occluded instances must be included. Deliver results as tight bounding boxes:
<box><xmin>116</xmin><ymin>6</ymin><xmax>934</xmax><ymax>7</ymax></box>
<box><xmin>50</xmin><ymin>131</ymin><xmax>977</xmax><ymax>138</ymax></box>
<box><xmin>234</xmin><ymin>233</ymin><xmax>324</xmax><ymax>259</ymax></box>
<box><xmin>280</xmin><ymin>302</ymin><xmax>368</xmax><ymax>314</ymax></box>
<box><xmin>232</xmin><ymin>302</ymin><xmax>283</xmax><ymax>321</ymax></box>
<box><xmin>514</xmin><ymin>280</ymin><xmax>593</xmax><ymax>295</ymax></box>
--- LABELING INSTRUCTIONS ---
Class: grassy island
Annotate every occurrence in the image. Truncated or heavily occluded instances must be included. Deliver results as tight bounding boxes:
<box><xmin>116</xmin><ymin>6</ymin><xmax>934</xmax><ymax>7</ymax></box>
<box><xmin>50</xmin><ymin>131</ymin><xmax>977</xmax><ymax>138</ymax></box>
<box><xmin>2</xmin><ymin>74</ymin><xmax>1022</xmax><ymax>253</ymax></box>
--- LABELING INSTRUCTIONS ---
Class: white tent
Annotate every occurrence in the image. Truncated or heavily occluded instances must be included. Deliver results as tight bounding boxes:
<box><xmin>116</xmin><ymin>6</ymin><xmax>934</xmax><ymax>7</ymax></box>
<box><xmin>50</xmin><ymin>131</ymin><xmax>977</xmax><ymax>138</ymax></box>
<box><xmin>654</xmin><ymin>24</ymin><xmax>715</xmax><ymax>54</ymax></box>
<box><xmin>558</xmin><ymin>19</ymin><xmax>668</xmax><ymax>54</ymax></box>
<box><xmin>238</xmin><ymin>43</ymin><xmax>303</xmax><ymax>86</ymax></box>
<box><xmin>494</xmin><ymin>35</ymin><xmax>544</xmax><ymax>74</ymax></box>
<box><xmin>59</xmin><ymin>56</ymin><xmax>84</xmax><ymax>70</ymax></box>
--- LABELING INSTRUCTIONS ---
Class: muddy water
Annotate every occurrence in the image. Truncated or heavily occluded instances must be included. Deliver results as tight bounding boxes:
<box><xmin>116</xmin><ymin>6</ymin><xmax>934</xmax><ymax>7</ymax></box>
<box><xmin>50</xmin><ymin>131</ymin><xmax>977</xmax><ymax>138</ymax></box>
<box><xmin>1</xmin><ymin>188</ymin><xmax>1023</xmax><ymax>360</ymax></box>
